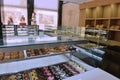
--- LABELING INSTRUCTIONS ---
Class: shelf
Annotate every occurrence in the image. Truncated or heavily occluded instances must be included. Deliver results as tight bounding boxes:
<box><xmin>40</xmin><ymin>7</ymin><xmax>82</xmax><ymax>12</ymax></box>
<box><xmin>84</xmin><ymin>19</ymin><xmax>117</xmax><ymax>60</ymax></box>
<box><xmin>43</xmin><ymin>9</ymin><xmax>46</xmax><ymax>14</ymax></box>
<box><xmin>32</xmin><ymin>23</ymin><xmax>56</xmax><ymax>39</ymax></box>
<box><xmin>89</xmin><ymin>39</ymin><xmax>120</xmax><ymax>46</ymax></box>
<box><xmin>96</xmin><ymin>18</ymin><xmax>109</xmax><ymax>20</ymax></box>
<box><xmin>0</xmin><ymin>35</ymin><xmax>88</xmax><ymax>52</ymax></box>
<box><xmin>109</xmin><ymin>29</ymin><xmax>120</xmax><ymax>32</ymax></box>
<box><xmin>110</xmin><ymin>17</ymin><xmax>120</xmax><ymax>19</ymax></box>
<box><xmin>85</xmin><ymin>18</ymin><xmax>95</xmax><ymax>20</ymax></box>
<box><xmin>0</xmin><ymin>54</ymin><xmax>69</xmax><ymax>75</ymax></box>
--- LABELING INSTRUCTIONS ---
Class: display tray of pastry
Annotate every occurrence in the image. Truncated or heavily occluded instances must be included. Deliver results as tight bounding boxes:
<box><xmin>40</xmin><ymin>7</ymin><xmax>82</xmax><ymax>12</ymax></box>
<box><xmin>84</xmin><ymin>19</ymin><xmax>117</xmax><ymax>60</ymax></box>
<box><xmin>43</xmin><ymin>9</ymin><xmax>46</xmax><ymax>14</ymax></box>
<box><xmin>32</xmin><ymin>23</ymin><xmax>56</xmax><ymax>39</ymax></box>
<box><xmin>26</xmin><ymin>45</ymin><xmax>69</xmax><ymax>57</ymax></box>
<box><xmin>36</xmin><ymin>68</ymin><xmax>47</xmax><ymax>80</ymax></box>
<box><xmin>1</xmin><ymin>71</ymin><xmax>30</xmax><ymax>80</ymax></box>
<box><xmin>0</xmin><ymin>51</ymin><xmax>25</xmax><ymax>62</ymax></box>
<box><xmin>26</xmin><ymin>49</ymin><xmax>45</xmax><ymax>57</ymax></box>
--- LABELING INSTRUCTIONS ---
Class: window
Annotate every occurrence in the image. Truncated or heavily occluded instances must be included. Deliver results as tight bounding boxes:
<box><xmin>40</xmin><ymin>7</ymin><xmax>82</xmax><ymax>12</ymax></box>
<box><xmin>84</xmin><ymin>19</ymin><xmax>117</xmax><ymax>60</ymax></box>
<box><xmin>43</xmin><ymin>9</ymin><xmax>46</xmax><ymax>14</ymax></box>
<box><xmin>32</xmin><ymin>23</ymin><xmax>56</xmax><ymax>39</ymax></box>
<box><xmin>1</xmin><ymin>0</ymin><xmax>27</xmax><ymax>25</ymax></box>
<box><xmin>34</xmin><ymin>0</ymin><xmax>59</xmax><ymax>30</ymax></box>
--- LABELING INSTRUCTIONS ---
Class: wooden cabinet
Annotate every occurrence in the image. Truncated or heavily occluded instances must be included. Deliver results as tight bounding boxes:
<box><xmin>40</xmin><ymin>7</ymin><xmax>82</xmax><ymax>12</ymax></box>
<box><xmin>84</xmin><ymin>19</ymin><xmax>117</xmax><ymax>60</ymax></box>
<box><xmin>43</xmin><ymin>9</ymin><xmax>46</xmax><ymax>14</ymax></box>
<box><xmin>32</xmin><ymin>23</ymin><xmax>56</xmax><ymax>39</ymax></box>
<box><xmin>80</xmin><ymin>0</ymin><xmax>120</xmax><ymax>42</ymax></box>
<box><xmin>62</xmin><ymin>2</ymin><xmax>80</xmax><ymax>27</ymax></box>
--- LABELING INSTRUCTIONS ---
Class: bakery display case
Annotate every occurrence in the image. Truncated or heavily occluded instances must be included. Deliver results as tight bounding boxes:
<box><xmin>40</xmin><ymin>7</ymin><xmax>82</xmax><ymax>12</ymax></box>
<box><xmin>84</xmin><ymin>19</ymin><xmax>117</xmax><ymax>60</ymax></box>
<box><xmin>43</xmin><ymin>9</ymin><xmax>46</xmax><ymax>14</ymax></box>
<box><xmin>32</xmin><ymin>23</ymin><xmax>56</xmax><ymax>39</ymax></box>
<box><xmin>16</xmin><ymin>25</ymin><xmax>28</xmax><ymax>36</ymax></box>
<box><xmin>80</xmin><ymin>1</ymin><xmax>120</xmax><ymax>42</ymax></box>
<box><xmin>0</xmin><ymin>33</ymin><xmax>91</xmax><ymax>76</ymax></box>
<box><xmin>27</xmin><ymin>25</ymin><xmax>39</xmax><ymax>36</ymax></box>
<box><xmin>85</xmin><ymin>28</ymin><xmax>108</xmax><ymax>43</ymax></box>
<box><xmin>0</xmin><ymin>32</ymin><xmax>119</xmax><ymax>80</ymax></box>
<box><xmin>2</xmin><ymin>25</ymin><xmax>39</xmax><ymax>37</ymax></box>
<box><xmin>0</xmin><ymin>61</ymin><xmax>86</xmax><ymax>80</ymax></box>
<box><xmin>2</xmin><ymin>25</ymin><xmax>15</xmax><ymax>37</ymax></box>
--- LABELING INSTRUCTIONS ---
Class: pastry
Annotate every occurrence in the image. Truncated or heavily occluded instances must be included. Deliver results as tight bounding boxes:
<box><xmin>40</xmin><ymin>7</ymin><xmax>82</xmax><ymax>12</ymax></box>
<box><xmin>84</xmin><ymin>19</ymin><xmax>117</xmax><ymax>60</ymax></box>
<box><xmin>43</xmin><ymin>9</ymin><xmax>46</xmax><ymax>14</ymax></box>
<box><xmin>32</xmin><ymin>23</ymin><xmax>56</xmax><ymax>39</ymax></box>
<box><xmin>9</xmin><ymin>75</ymin><xmax>17</xmax><ymax>80</ymax></box>
<box><xmin>26</xmin><ymin>49</ymin><xmax>32</xmax><ymax>57</ymax></box>
<box><xmin>1</xmin><ymin>76</ymin><xmax>9</xmax><ymax>80</ymax></box>
<box><xmin>19</xmin><ymin>51</ymin><xmax>24</xmax><ymax>59</ymax></box>
<box><xmin>30</xmin><ymin>70</ymin><xmax>39</xmax><ymax>80</ymax></box>
<box><xmin>38</xmin><ymin>49</ymin><xmax>42</xmax><ymax>55</ymax></box>
<box><xmin>115</xmin><ymin>26</ymin><xmax>119</xmax><ymax>30</ymax></box>
<box><xmin>110</xmin><ymin>26</ymin><xmax>115</xmax><ymax>30</ymax></box>
<box><xmin>0</xmin><ymin>52</ymin><xmax>4</xmax><ymax>60</ymax></box>
<box><xmin>40</xmin><ymin>48</ymin><xmax>48</xmax><ymax>54</ymax></box>
<box><xmin>10</xmin><ymin>51</ymin><xmax>19</xmax><ymax>59</ymax></box>
<box><xmin>31</xmin><ymin>49</ymin><xmax>35</xmax><ymax>56</ymax></box>
<box><xmin>4</xmin><ymin>52</ymin><xmax>10</xmax><ymax>61</ymax></box>
<box><xmin>95</xmin><ymin>25</ymin><xmax>99</xmax><ymax>29</ymax></box>
<box><xmin>99</xmin><ymin>24</ymin><xmax>104</xmax><ymax>29</ymax></box>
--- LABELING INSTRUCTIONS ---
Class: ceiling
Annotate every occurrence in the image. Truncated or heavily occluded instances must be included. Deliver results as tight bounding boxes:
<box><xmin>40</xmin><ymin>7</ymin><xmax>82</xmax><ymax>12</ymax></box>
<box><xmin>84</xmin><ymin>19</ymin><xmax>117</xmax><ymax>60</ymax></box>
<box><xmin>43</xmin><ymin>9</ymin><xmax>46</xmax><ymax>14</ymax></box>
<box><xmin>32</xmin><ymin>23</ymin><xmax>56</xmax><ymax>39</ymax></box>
<box><xmin>62</xmin><ymin>0</ymin><xmax>92</xmax><ymax>4</ymax></box>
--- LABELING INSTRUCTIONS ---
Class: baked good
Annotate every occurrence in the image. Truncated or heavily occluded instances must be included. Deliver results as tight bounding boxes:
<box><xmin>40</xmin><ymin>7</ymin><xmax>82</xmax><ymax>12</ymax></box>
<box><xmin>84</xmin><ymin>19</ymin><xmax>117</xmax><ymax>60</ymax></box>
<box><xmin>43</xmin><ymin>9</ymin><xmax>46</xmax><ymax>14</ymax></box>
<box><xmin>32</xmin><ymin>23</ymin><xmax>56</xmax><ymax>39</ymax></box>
<box><xmin>9</xmin><ymin>75</ymin><xmax>17</xmax><ymax>80</ymax></box>
<box><xmin>19</xmin><ymin>51</ymin><xmax>24</xmax><ymax>59</ymax></box>
<box><xmin>40</xmin><ymin>48</ymin><xmax>48</xmax><ymax>54</ymax></box>
<box><xmin>110</xmin><ymin>26</ymin><xmax>115</xmax><ymax>30</ymax></box>
<box><xmin>95</xmin><ymin>25</ymin><xmax>99</xmax><ymax>29</ymax></box>
<box><xmin>99</xmin><ymin>24</ymin><xmax>104</xmax><ymax>29</ymax></box>
<box><xmin>10</xmin><ymin>51</ymin><xmax>19</xmax><ymax>59</ymax></box>
<box><xmin>4</xmin><ymin>52</ymin><xmax>10</xmax><ymax>61</ymax></box>
<box><xmin>26</xmin><ymin>49</ymin><xmax>32</xmax><ymax>57</ymax></box>
<box><xmin>30</xmin><ymin>70</ymin><xmax>39</xmax><ymax>80</ymax></box>
<box><xmin>115</xmin><ymin>26</ymin><xmax>119</xmax><ymax>30</ymax></box>
<box><xmin>38</xmin><ymin>49</ymin><xmax>42</xmax><ymax>55</ymax></box>
<box><xmin>0</xmin><ymin>52</ymin><xmax>4</xmax><ymax>60</ymax></box>
<box><xmin>23</xmin><ymin>71</ymin><xmax>30</xmax><ymax>80</ymax></box>
<box><xmin>1</xmin><ymin>76</ymin><xmax>9</xmax><ymax>80</ymax></box>
<box><xmin>31</xmin><ymin>49</ymin><xmax>35</xmax><ymax>56</ymax></box>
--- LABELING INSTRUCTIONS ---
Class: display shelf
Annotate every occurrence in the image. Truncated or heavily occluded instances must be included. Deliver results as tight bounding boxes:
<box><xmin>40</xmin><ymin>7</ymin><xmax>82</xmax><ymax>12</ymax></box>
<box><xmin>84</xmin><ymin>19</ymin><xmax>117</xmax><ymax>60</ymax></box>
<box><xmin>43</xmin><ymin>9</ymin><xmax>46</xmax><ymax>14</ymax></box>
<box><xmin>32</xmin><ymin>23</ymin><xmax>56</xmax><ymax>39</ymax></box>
<box><xmin>103</xmin><ymin>5</ymin><xmax>111</xmax><ymax>18</ymax></box>
<box><xmin>86</xmin><ymin>8</ymin><xmax>96</xmax><ymax>18</ymax></box>
<box><xmin>110</xmin><ymin>17</ymin><xmax>120</xmax><ymax>19</ymax></box>
<box><xmin>118</xmin><ymin>3</ymin><xmax>120</xmax><ymax>17</ymax></box>
<box><xmin>63</xmin><ymin>68</ymin><xmax>120</xmax><ymax>80</ymax></box>
<box><xmin>81</xmin><ymin>1</ymin><xmax>120</xmax><ymax>41</ymax></box>
<box><xmin>96</xmin><ymin>19</ymin><xmax>109</xmax><ymax>29</ymax></box>
<box><xmin>73</xmin><ymin>45</ymin><xmax>103</xmax><ymax>61</ymax></box>
<box><xmin>85</xmin><ymin>18</ymin><xmax>95</xmax><ymax>20</ymax></box>
<box><xmin>85</xmin><ymin>20</ymin><xmax>95</xmax><ymax>28</ymax></box>
<box><xmin>111</xmin><ymin>3</ymin><xmax>118</xmax><ymax>17</ymax></box>
<box><xmin>96</xmin><ymin>6</ymin><xmax>103</xmax><ymax>18</ymax></box>
<box><xmin>96</xmin><ymin>18</ymin><xmax>109</xmax><ymax>20</ymax></box>
<box><xmin>109</xmin><ymin>29</ymin><xmax>120</xmax><ymax>32</ymax></box>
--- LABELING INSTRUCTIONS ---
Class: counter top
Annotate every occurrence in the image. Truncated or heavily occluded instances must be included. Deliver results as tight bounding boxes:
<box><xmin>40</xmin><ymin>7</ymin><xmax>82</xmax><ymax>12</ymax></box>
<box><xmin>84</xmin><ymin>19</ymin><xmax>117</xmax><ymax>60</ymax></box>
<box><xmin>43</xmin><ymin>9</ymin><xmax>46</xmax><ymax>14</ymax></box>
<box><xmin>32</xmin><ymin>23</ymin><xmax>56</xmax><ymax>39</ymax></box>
<box><xmin>64</xmin><ymin>68</ymin><xmax>120</xmax><ymax>80</ymax></box>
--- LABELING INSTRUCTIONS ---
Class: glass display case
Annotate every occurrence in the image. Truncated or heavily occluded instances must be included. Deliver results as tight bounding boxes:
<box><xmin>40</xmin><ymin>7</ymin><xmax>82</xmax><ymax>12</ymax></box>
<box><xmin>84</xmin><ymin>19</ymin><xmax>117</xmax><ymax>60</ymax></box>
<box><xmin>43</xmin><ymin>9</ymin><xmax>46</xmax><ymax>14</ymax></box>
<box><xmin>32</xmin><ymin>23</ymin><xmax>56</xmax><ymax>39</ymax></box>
<box><xmin>2</xmin><ymin>25</ymin><xmax>39</xmax><ymax>37</ymax></box>
<box><xmin>85</xmin><ymin>28</ymin><xmax>108</xmax><ymax>47</ymax></box>
<box><xmin>0</xmin><ymin>33</ymin><xmax>92</xmax><ymax>76</ymax></box>
<box><xmin>0</xmin><ymin>28</ymin><xmax>119</xmax><ymax>80</ymax></box>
